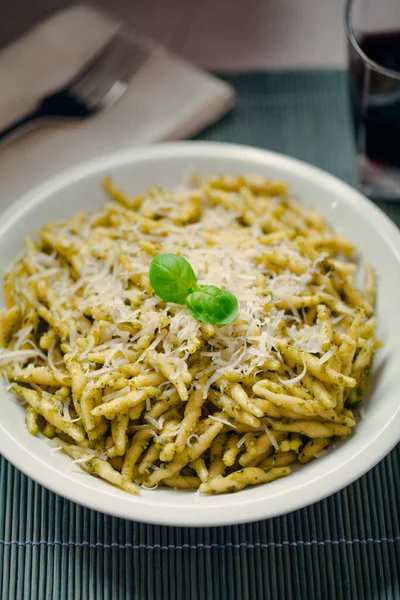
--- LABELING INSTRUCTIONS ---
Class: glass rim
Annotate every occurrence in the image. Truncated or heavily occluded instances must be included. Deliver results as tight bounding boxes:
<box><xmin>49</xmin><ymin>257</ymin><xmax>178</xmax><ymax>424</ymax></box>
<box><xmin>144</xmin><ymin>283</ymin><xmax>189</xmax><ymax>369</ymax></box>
<box><xmin>344</xmin><ymin>0</ymin><xmax>400</xmax><ymax>82</ymax></box>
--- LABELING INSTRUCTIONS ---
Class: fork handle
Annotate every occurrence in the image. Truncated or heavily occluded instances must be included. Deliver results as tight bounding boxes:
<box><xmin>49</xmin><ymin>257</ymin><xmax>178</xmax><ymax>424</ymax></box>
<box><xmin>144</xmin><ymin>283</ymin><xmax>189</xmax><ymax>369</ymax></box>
<box><xmin>0</xmin><ymin>108</ymin><xmax>43</xmax><ymax>143</ymax></box>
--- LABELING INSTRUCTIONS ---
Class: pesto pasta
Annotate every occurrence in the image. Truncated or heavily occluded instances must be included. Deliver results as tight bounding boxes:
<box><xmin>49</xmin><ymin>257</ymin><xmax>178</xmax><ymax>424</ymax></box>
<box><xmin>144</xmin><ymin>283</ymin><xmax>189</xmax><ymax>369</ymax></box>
<box><xmin>0</xmin><ymin>174</ymin><xmax>378</xmax><ymax>495</ymax></box>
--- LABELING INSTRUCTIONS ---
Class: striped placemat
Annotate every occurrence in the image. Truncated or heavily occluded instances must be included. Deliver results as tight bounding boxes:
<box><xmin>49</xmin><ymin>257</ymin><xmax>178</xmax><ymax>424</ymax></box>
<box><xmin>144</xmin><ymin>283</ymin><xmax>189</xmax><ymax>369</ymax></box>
<box><xmin>0</xmin><ymin>70</ymin><xmax>399</xmax><ymax>600</ymax></box>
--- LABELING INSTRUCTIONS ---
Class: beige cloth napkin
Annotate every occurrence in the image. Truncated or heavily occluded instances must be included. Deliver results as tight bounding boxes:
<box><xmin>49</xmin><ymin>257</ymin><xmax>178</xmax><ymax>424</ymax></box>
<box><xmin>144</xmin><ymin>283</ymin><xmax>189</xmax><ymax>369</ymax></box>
<box><xmin>0</xmin><ymin>4</ymin><xmax>234</xmax><ymax>211</ymax></box>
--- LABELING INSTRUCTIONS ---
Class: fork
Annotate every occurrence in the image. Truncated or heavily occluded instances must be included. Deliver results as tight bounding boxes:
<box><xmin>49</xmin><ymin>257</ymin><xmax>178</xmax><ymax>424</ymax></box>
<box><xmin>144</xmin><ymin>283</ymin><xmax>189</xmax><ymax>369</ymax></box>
<box><xmin>0</xmin><ymin>27</ymin><xmax>152</xmax><ymax>142</ymax></box>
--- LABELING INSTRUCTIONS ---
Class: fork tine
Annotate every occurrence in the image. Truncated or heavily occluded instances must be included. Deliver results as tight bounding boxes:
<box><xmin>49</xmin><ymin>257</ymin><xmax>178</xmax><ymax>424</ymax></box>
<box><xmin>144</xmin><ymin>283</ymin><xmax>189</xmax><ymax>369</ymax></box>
<box><xmin>77</xmin><ymin>34</ymin><xmax>147</xmax><ymax>93</ymax></box>
<box><xmin>70</xmin><ymin>27</ymin><xmax>152</xmax><ymax>109</ymax></box>
<box><xmin>68</xmin><ymin>32</ymin><xmax>122</xmax><ymax>88</ymax></box>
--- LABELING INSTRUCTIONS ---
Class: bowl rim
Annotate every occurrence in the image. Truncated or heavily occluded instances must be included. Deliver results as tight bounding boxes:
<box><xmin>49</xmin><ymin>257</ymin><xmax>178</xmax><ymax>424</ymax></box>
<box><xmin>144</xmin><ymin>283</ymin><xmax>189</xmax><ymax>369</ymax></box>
<box><xmin>0</xmin><ymin>141</ymin><xmax>399</xmax><ymax>527</ymax></box>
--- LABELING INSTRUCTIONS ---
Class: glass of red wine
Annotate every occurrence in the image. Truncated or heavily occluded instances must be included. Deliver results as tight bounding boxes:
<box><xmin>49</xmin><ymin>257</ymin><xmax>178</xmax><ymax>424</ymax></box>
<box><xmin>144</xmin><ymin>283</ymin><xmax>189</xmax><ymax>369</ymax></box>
<box><xmin>345</xmin><ymin>0</ymin><xmax>400</xmax><ymax>200</ymax></box>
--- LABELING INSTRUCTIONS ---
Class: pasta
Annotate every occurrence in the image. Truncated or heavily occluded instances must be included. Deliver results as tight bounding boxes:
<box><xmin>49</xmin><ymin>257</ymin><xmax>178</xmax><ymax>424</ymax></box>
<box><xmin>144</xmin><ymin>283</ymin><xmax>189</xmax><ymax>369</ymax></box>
<box><xmin>0</xmin><ymin>174</ymin><xmax>378</xmax><ymax>496</ymax></box>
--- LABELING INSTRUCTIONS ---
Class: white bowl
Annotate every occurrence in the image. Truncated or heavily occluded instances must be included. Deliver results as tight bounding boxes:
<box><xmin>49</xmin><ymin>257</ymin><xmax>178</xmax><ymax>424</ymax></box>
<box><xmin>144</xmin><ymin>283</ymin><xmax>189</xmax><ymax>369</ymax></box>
<box><xmin>0</xmin><ymin>142</ymin><xmax>399</xmax><ymax>527</ymax></box>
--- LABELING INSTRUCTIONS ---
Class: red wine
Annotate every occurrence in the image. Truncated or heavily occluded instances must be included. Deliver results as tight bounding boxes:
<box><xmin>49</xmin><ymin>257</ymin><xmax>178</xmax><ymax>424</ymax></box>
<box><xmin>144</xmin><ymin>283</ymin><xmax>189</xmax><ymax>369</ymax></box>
<box><xmin>349</xmin><ymin>31</ymin><xmax>400</xmax><ymax>167</ymax></box>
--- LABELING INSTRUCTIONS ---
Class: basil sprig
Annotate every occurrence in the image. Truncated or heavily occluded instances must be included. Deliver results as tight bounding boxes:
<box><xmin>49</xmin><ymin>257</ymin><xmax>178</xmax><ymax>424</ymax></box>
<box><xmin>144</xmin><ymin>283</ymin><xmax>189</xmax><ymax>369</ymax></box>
<box><xmin>149</xmin><ymin>254</ymin><xmax>238</xmax><ymax>325</ymax></box>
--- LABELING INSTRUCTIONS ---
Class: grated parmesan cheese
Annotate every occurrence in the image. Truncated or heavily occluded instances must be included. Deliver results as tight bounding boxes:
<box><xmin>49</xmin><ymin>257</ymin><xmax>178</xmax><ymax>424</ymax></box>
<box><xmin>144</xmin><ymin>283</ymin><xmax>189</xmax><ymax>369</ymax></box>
<box><xmin>277</xmin><ymin>360</ymin><xmax>306</xmax><ymax>386</ymax></box>
<box><xmin>62</xmin><ymin>398</ymin><xmax>80</xmax><ymax>423</ymax></box>
<box><xmin>146</xmin><ymin>416</ymin><xmax>163</xmax><ymax>431</ymax></box>
<box><xmin>0</xmin><ymin>348</ymin><xmax>46</xmax><ymax>365</ymax></box>
<box><xmin>209</xmin><ymin>415</ymin><xmax>236</xmax><ymax>428</ymax></box>
<box><xmin>102</xmin><ymin>386</ymin><xmax>131</xmax><ymax>403</ymax></box>
<box><xmin>86</xmin><ymin>366</ymin><xmax>115</xmax><ymax>379</ymax></box>
<box><xmin>47</xmin><ymin>339</ymin><xmax>57</xmax><ymax>372</ymax></box>
<box><xmin>319</xmin><ymin>347</ymin><xmax>336</xmax><ymax>365</ymax></box>
<box><xmin>264</xmin><ymin>426</ymin><xmax>280</xmax><ymax>451</ymax></box>
<box><xmin>141</xmin><ymin>483</ymin><xmax>158</xmax><ymax>490</ymax></box>
<box><xmin>186</xmin><ymin>433</ymin><xmax>200</xmax><ymax>448</ymax></box>
<box><xmin>236</xmin><ymin>434</ymin><xmax>247</xmax><ymax>449</ymax></box>
<box><xmin>287</xmin><ymin>324</ymin><xmax>329</xmax><ymax>355</ymax></box>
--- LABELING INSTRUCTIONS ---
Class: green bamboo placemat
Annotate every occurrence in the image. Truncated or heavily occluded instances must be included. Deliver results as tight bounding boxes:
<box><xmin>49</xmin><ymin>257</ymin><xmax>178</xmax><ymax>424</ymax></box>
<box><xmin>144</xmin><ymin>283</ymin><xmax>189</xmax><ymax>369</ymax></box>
<box><xmin>0</xmin><ymin>70</ymin><xmax>399</xmax><ymax>600</ymax></box>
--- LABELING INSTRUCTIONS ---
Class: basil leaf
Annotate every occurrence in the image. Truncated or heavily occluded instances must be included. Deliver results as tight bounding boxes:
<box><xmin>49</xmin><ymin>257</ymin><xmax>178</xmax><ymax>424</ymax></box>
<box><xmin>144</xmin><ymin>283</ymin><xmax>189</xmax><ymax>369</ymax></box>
<box><xmin>186</xmin><ymin>284</ymin><xmax>238</xmax><ymax>325</ymax></box>
<box><xmin>149</xmin><ymin>253</ymin><xmax>197</xmax><ymax>304</ymax></box>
